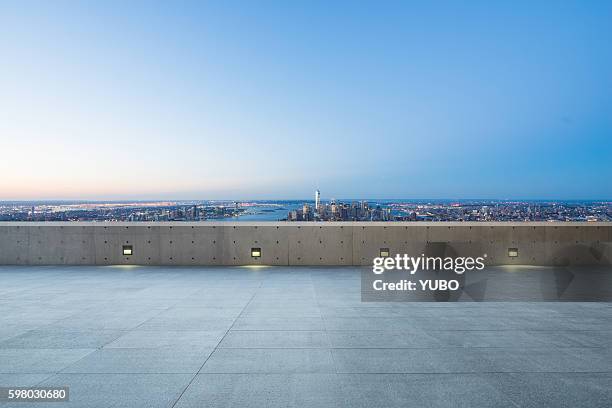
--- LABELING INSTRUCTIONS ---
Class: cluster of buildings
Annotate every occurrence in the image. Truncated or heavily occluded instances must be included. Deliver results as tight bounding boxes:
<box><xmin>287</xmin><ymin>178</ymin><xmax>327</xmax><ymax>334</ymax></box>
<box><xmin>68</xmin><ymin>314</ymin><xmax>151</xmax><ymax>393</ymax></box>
<box><xmin>287</xmin><ymin>191</ymin><xmax>393</xmax><ymax>221</ymax></box>
<box><xmin>124</xmin><ymin>205</ymin><xmax>241</xmax><ymax>221</ymax></box>
<box><xmin>0</xmin><ymin>202</ymin><xmax>246</xmax><ymax>222</ymax></box>
<box><xmin>285</xmin><ymin>191</ymin><xmax>612</xmax><ymax>222</ymax></box>
<box><xmin>1</xmin><ymin>195</ymin><xmax>610</xmax><ymax>222</ymax></box>
<box><xmin>389</xmin><ymin>201</ymin><xmax>611</xmax><ymax>222</ymax></box>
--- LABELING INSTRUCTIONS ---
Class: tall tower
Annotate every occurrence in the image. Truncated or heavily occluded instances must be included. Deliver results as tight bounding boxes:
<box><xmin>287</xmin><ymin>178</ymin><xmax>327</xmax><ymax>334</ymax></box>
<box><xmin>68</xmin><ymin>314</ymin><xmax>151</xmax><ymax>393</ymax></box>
<box><xmin>315</xmin><ymin>189</ymin><xmax>321</xmax><ymax>214</ymax></box>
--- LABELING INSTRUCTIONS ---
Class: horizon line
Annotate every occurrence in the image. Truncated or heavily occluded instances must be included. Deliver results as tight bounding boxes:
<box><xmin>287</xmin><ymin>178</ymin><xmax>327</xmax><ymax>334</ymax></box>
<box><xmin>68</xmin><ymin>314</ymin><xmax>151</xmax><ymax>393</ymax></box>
<box><xmin>1</xmin><ymin>198</ymin><xmax>611</xmax><ymax>203</ymax></box>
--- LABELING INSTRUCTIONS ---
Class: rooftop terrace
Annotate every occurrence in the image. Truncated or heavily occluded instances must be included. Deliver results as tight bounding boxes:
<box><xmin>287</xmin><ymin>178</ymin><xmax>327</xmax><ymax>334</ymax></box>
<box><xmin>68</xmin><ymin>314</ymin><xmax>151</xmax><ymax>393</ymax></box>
<box><xmin>1</xmin><ymin>265</ymin><xmax>611</xmax><ymax>407</ymax></box>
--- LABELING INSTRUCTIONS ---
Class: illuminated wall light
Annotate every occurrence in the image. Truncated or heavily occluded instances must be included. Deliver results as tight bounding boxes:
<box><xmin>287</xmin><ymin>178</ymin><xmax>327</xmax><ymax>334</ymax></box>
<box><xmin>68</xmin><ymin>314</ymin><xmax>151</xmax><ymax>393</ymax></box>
<box><xmin>251</xmin><ymin>248</ymin><xmax>261</xmax><ymax>258</ymax></box>
<box><xmin>379</xmin><ymin>248</ymin><xmax>390</xmax><ymax>258</ymax></box>
<box><xmin>123</xmin><ymin>245</ymin><xmax>133</xmax><ymax>256</ymax></box>
<box><xmin>508</xmin><ymin>248</ymin><xmax>519</xmax><ymax>257</ymax></box>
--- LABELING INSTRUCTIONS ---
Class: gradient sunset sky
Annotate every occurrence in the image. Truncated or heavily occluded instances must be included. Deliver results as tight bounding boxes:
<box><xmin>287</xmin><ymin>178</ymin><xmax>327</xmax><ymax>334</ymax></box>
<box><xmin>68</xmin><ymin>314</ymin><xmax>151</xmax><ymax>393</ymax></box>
<box><xmin>1</xmin><ymin>1</ymin><xmax>611</xmax><ymax>200</ymax></box>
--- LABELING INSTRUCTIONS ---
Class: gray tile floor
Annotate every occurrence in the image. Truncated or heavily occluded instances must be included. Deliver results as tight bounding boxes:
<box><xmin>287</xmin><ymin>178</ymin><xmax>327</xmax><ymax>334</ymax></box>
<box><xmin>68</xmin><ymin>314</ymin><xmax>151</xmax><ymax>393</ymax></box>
<box><xmin>0</xmin><ymin>265</ymin><xmax>611</xmax><ymax>407</ymax></box>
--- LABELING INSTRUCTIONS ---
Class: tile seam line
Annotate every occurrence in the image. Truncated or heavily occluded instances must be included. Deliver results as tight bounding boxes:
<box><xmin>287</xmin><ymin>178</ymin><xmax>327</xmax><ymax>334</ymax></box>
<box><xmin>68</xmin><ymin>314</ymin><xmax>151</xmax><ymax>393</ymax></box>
<box><xmin>15</xmin><ymin>371</ymin><xmax>612</xmax><ymax>376</ymax></box>
<box><xmin>212</xmin><ymin>346</ymin><xmax>610</xmax><ymax>349</ymax></box>
<box><xmin>163</xmin><ymin>370</ymin><xmax>612</xmax><ymax>375</ymax></box>
<box><xmin>313</xmin><ymin>270</ymin><xmax>338</xmax><ymax>373</ymax></box>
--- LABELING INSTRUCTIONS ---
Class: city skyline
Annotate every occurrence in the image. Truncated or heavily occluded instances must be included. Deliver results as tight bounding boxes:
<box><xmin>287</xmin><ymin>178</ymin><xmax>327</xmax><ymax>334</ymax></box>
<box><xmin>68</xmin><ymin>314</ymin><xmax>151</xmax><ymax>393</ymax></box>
<box><xmin>2</xmin><ymin>196</ymin><xmax>610</xmax><ymax>222</ymax></box>
<box><xmin>2</xmin><ymin>1</ymin><xmax>611</xmax><ymax>200</ymax></box>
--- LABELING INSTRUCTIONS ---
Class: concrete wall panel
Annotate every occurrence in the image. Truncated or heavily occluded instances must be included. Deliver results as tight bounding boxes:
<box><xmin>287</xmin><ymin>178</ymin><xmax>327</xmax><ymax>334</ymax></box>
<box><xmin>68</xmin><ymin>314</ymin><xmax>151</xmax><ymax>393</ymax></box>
<box><xmin>0</xmin><ymin>225</ymin><xmax>28</xmax><ymax>264</ymax></box>
<box><xmin>222</xmin><ymin>225</ymin><xmax>289</xmax><ymax>266</ymax></box>
<box><xmin>0</xmin><ymin>222</ymin><xmax>610</xmax><ymax>266</ymax></box>
<box><xmin>288</xmin><ymin>225</ymin><xmax>353</xmax><ymax>265</ymax></box>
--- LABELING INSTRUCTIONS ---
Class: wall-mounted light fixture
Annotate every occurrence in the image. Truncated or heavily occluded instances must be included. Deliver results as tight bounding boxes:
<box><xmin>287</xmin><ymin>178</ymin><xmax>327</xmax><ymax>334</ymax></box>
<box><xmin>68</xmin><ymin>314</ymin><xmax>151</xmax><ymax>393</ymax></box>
<box><xmin>123</xmin><ymin>245</ymin><xmax>133</xmax><ymax>256</ymax></box>
<box><xmin>508</xmin><ymin>248</ymin><xmax>518</xmax><ymax>257</ymax></box>
<box><xmin>251</xmin><ymin>248</ymin><xmax>261</xmax><ymax>258</ymax></box>
<box><xmin>379</xmin><ymin>248</ymin><xmax>390</xmax><ymax>258</ymax></box>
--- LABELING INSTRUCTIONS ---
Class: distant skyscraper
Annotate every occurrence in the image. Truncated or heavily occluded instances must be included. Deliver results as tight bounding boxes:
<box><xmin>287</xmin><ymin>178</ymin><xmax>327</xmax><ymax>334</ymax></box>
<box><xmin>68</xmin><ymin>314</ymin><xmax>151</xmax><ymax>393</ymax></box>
<box><xmin>315</xmin><ymin>189</ymin><xmax>320</xmax><ymax>214</ymax></box>
<box><xmin>303</xmin><ymin>203</ymin><xmax>312</xmax><ymax>221</ymax></box>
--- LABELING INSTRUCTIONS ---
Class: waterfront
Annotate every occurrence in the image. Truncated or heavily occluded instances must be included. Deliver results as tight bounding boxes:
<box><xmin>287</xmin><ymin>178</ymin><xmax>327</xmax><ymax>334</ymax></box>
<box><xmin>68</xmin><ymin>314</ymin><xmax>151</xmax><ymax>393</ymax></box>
<box><xmin>0</xmin><ymin>199</ymin><xmax>610</xmax><ymax>222</ymax></box>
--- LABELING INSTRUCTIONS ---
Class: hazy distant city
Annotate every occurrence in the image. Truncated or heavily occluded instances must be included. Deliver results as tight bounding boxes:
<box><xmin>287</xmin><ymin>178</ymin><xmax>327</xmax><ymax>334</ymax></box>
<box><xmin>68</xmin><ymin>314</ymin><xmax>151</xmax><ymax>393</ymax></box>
<box><xmin>1</xmin><ymin>191</ymin><xmax>610</xmax><ymax>222</ymax></box>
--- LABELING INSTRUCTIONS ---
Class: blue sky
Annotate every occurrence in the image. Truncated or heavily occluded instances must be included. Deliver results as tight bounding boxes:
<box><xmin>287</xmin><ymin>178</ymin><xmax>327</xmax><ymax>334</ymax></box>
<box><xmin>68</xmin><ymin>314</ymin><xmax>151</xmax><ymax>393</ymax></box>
<box><xmin>1</xmin><ymin>1</ymin><xmax>611</xmax><ymax>200</ymax></box>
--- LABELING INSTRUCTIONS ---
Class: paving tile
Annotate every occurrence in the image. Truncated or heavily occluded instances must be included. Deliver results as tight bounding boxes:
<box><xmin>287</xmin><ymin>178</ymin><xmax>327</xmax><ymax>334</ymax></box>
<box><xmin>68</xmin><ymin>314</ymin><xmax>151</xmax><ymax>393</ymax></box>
<box><xmin>52</xmin><ymin>311</ymin><xmax>162</xmax><ymax>330</ymax></box>
<box><xmin>232</xmin><ymin>317</ymin><xmax>325</xmax><ymax>331</ymax></box>
<box><xmin>324</xmin><ymin>317</ymin><xmax>418</xmax><ymax>331</ymax></box>
<box><xmin>0</xmin><ymin>373</ymin><xmax>53</xmax><ymax>387</ymax></box>
<box><xmin>0</xmin><ymin>329</ymin><xmax>124</xmax><ymax>349</ymax></box>
<box><xmin>60</xmin><ymin>349</ymin><xmax>212</xmax><ymax>374</ymax></box>
<box><xmin>327</xmin><ymin>330</ymin><xmax>438</xmax><ymax>348</ymax></box>
<box><xmin>332</xmin><ymin>349</ymin><xmax>439</xmax><ymax>373</ymax></box>
<box><xmin>201</xmin><ymin>349</ymin><xmax>335</xmax><ymax>373</ymax></box>
<box><xmin>153</xmin><ymin>307</ymin><xmax>244</xmax><ymax>319</ymax></box>
<box><xmin>526</xmin><ymin>330</ymin><xmax>612</xmax><ymax>348</ymax></box>
<box><xmin>2</xmin><ymin>373</ymin><xmax>193</xmax><ymax>408</ymax></box>
<box><xmin>174</xmin><ymin>374</ymin><xmax>343</xmax><ymax>408</ymax></box>
<box><xmin>338</xmin><ymin>373</ymin><xmax>516</xmax><ymax>408</ymax></box>
<box><xmin>427</xmin><ymin>330</ymin><xmax>540</xmax><ymax>348</ymax></box>
<box><xmin>241</xmin><ymin>306</ymin><xmax>322</xmax><ymax>318</ymax></box>
<box><xmin>0</xmin><ymin>349</ymin><xmax>95</xmax><ymax>374</ymax></box>
<box><xmin>427</xmin><ymin>348</ymin><xmax>529</xmax><ymax>373</ymax></box>
<box><xmin>489</xmin><ymin>372</ymin><xmax>612</xmax><ymax>408</ymax></box>
<box><xmin>220</xmin><ymin>331</ymin><xmax>329</xmax><ymax>348</ymax></box>
<box><xmin>138</xmin><ymin>317</ymin><xmax>235</xmax><ymax>331</ymax></box>
<box><xmin>105</xmin><ymin>330</ymin><xmax>225</xmax><ymax>350</ymax></box>
<box><xmin>0</xmin><ymin>323</ymin><xmax>43</xmax><ymax>343</ymax></box>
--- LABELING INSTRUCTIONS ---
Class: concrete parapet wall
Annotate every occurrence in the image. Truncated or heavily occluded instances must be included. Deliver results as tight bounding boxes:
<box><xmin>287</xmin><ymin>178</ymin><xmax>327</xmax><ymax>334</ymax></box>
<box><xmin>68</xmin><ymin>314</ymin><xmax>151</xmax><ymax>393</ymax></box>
<box><xmin>0</xmin><ymin>222</ymin><xmax>611</xmax><ymax>266</ymax></box>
